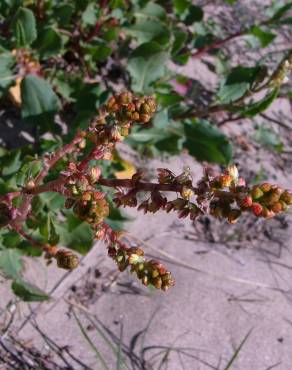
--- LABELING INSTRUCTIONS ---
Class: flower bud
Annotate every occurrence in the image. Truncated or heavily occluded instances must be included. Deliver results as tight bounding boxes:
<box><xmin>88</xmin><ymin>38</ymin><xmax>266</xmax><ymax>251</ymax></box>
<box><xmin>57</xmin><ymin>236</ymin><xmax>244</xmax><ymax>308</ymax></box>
<box><xmin>271</xmin><ymin>202</ymin><xmax>283</xmax><ymax>214</ymax></box>
<box><xmin>260</xmin><ymin>183</ymin><xmax>272</xmax><ymax>193</ymax></box>
<box><xmin>280</xmin><ymin>191</ymin><xmax>292</xmax><ymax>205</ymax></box>
<box><xmin>226</xmin><ymin>165</ymin><xmax>239</xmax><ymax>182</ymax></box>
<box><xmin>219</xmin><ymin>175</ymin><xmax>233</xmax><ymax>188</ymax></box>
<box><xmin>89</xmin><ymin>167</ymin><xmax>101</xmax><ymax>183</ymax></box>
<box><xmin>252</xmin><ymin>203</ymin><xmax>263</xmax><ymax>217</ymax></box>
<box><xmin>139</xmin><ymin>114</ymin><xmax>151</xmax><ymax>123</ymax></box>
<box><xmin>251</xmin><ymin>186</ymin><xmax>264</xmax><ymax>200</ymax></box>
<box><xmin>261</xmin><ymin>207</ymin><xmax>275</xmax><ymax>219</ymax></box>
<box><xmin>56</xmin><ymin>249</ymin><xmax>79</xmax><ymax>270</ymax></box>
<box><xmin>239</xmin><ymin>195</ymin><xmax>253</xmax><ymax>208</ymax></box>
<box><xmin>181</xmin><ymin>186</ymin><xmax>193</xmax><ymax>200</ymax></box>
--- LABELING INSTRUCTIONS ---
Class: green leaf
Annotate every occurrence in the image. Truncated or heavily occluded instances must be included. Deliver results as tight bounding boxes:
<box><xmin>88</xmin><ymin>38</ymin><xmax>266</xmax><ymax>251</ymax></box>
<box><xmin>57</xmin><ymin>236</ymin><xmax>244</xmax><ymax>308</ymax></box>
<box><xmin>55</xmin><ymin>214</ymin><xmax>93</xmax><ymax>255</ymax></box>
<box><xmin>21</xmin><ymin>75</ymin><xmax>60</xmax><ymax>118</ymax></box>
<box><xmin>0</xmin><ymin>52</ymin><xmax>15</xmax><ymax>95</ymax></box>
<box><xmin>12</xmin><ymin>280</ymin><xmax>49</xmax><ymax>302</ymax></box>
<box><xmin>173</xmin><ymin>0</ymin><xmax>190</xmax><ymax>14</ymax></box>
<box><xmin>128</xmin><ymin>42</ymin><xmax>168</xmax><ymax>92</ymax></box>
<box><xmin>136</xmin><ymin>3</ymin><xmax>166</xmax><ymax>20</ymax></box>
<box><xmin>12</xmin><ymin>7</ymin><xmax>37</xmax><ymax>47</ymax></box>
<box><xmin>0</xmin><ymin>249</ymin><xmax>23</xmax><ymax>280</ymax></box>
<box><xmin>82</xmin><ymin>3</ymin><xmax>98</xmax><ymax>26</ymax></box>
<box><xmin>185</xmin><ymin>5</ymin><xmax>204</xmax><ymax>25</ymax></box>
<box><xmin>250</xmin><ymin>26</ymin><xmax>276</xmax><ymax>47</ymax></box>
<box><xmin>172</xmin><ymin>29</ymin><xmax>188</xmax><ymax>56</ymax></box>
<box><xmin>271</xmin><ymin>3</ymin><xmax>292</xmax><ymax>21</ymax></box>
<box><xmin>1</xmin><ymin>149</ymin><xmax>21</xmax><ymax>176</ymax></box>
<box><xmin>183</xmin><ymin>120</ymin><xmax>232</xmax><ymax>164</ymax></box>
<box><xmin>16</xmin><ymin>158</ymin><xmax>42</xmax><ymax>186</ymax></box>
<box><xmin>241</xmin><ymin>88</ymin><xmax>279</xmax><ymax>118</ymax></box>
<box><xmin>124</xmin><ymin>19</ymin><xmax>169</xmax><ymax>45</ymax></box>
<box><xmin>218</xmin><ymin>66</ymin><xmax>262</xmax><ymax>103</ymax></box>
<box><xmin>36</xmin><ymin>27</ymin><xmax>63</xmax><ymax>58</ymax></box>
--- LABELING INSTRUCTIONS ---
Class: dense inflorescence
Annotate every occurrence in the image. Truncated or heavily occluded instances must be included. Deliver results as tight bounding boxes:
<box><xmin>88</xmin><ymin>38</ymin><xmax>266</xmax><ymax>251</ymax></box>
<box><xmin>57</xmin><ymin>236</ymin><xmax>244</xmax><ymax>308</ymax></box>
<box><xmin>1</xmin><ymin>94</ymin><xmax>291</xmax><ymax>292</ymax></box>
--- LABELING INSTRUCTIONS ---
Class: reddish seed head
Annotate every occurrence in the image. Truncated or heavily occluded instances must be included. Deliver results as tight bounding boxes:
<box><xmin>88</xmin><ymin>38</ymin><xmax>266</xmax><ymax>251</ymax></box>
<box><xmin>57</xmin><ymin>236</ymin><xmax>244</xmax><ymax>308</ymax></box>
<box><xmin>240</xmin><ymin>195</ymin><xmax>253</xmax><ymax>208</ymax></box>
<box><xmin>252</xmin><ymin>202</ymin><xmax>263</xmax><ymax>217</ymax></box>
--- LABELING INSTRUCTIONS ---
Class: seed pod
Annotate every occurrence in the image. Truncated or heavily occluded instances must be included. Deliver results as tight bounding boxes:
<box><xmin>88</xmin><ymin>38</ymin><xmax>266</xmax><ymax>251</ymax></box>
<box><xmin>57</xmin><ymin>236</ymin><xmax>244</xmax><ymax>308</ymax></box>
<box><xmin>56</xmin><ymin>250</ymin><xmax>79</xmax><ymax>270</ymax></box>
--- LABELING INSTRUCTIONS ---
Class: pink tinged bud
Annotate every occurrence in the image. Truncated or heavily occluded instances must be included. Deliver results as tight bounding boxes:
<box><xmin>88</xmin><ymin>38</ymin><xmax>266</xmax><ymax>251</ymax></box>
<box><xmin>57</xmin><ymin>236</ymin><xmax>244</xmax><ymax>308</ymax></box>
<box><xmin>240</xmin><ymin>195</ymin><xmax>253</xmax><ymax>208</ymax></box>
<box><xmin>89</xmin><ymin>167</ymin><xmax>101</xmax><ymax>183</ymax></box>
<box><xmin>237</xmin><ymin>178</ymin><xmax>246</xmax><ymax>187</ymax></box>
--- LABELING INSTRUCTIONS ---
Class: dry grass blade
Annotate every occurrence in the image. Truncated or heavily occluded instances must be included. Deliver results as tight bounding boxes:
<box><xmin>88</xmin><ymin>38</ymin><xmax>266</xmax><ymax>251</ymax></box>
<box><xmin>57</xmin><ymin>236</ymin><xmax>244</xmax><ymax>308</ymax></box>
<box><xmin>72</xmin><ymin>309</ymin><xmax>110</xmax><ymax>370</ymax></box>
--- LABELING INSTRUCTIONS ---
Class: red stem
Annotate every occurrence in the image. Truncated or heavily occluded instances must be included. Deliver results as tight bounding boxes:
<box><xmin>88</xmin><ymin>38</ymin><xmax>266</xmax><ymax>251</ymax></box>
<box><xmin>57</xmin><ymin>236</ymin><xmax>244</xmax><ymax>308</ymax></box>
<box><xmin>98</xmin><ymin>178</ymin><xmax>184</xmax><ymax>193</ymax></box>
<box><xmin>192</xmin><ymin>31</ymin><xmax>243</xmax><ymax>59</ymax></box>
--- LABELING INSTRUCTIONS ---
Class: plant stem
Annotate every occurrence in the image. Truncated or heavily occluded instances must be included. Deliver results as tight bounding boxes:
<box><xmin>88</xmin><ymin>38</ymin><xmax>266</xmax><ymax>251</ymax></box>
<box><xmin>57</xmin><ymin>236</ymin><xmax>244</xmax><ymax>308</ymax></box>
<box><xmin>98</xmin><ymin>178</ymin><xmax>184</xmax><ymax>193</ymax></box>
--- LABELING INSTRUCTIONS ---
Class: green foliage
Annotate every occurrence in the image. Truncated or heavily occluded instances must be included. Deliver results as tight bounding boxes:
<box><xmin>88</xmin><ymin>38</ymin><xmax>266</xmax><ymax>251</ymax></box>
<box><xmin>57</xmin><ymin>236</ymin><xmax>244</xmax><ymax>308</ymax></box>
<box><xmin>12</xmin><ymin>7</ymin><xmax>37</xmax><ymax>47</ymax></box>
<box><xmin>21</xmin><ymin>75</ymin><xmax>60</xmax><ymax>119</ymax></box>
<box><xmin>183</xmin><ymin>120</ymin><xmax>232</xmax><ymax>165</ymax></box>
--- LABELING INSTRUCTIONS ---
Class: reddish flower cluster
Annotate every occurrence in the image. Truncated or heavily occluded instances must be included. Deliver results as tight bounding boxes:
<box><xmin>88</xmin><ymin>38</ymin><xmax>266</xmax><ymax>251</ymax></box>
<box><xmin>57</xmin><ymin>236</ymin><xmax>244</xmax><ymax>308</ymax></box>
<box><xmin>1</xmin><ymin>94</ymin><xmax>292</xmax><ymax>291</ymax></box>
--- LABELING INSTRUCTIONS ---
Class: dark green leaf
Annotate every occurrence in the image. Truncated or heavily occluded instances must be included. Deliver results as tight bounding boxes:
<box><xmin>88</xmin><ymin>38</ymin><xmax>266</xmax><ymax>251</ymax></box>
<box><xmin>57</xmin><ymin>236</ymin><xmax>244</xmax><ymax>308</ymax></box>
<box><xmin>36</xmin><ymin>27</ymin><xmax>63</xmax><ymax>58</ymax></box>
<box><xmin>0</xmin><ymin>53</ymin><xmax>15</xmax><ymax>95</ymax></box>
<box><xmin>55</xmin><ymin>215</ymin><xmax>93</xmax><ymax>255</ymax></box>
<box><xmin>173</xmin><ymin>0</ymin><xmax>190</xmax><ymax>14</ymax></box>
<box><xmin>250</xmin><ymin>26</ymin><xmax>276</xmax><ymax>47</ymax></box>
<box><xmin>21</xmin><ymin>75</ymin><xmax>60</xmax><ymax>118</ymax></box>
<box><xmin>271</xmin><ymin>3</ymin><xmax>292</xmax><ymax>21</ymax></box>
<box><xmin>185</xmin><ymin>5</ymin><xmax>203</xmax><ymax>25</ymax></box>
<box><xmin>218</xmin><ymin>66</ymin><xmax>262</xmax><ymax>103</ymax></box>
<box><xmin>12</xmin><ymin>280</ymin><xmax>49</xmax><ymax>301</ymax></box>
<box><xmin>183</xmin><ymin>120</ymin><xmax>232</xmax><ymax>164</ymax></box>
<box><xmin>241</xmin><ymin>88</ymin><xmax>279</xmax><ymax>117</ymax></box>
<box><xmin>12</xmin><ymin>7</ymin><xmax>37</xmax><ymax>46</ymax></box>
<box><xmin>128</xmin><ymin>43</ymin><xmax>168</xmax><ymax>92</ymax></box>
